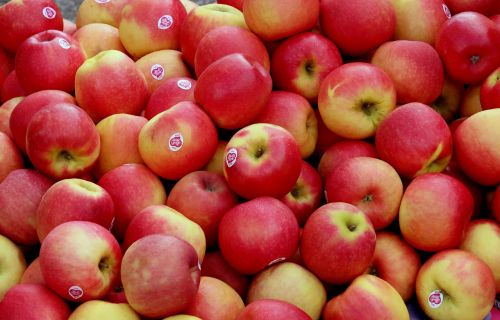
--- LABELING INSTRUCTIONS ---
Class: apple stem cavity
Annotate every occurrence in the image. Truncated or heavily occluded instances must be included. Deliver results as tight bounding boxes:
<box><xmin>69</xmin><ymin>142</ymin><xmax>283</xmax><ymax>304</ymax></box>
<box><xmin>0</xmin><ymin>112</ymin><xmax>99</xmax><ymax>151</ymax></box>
<box><xmin>360</xmin><ymin>101</ymin><xmax>377</xmax><ymax>116</ymax></box>
<box><xmin>58</xmin><ymin>150</ymin><xmax>74</xmax><ymax>162</ymax></box>
<box><xmin>362</xmin><ymin>194</ymin><xmax>373</xmax><ymax>202</ymax></box>
<box><xmin>348</xmin><ymin>224</ymin><xmax>357</xmax><ymax>232</ymax></box>
<box><xmin>469</xmin><ymin>55</ymin><xmax>480</xmax><ymax>65</ymax></box>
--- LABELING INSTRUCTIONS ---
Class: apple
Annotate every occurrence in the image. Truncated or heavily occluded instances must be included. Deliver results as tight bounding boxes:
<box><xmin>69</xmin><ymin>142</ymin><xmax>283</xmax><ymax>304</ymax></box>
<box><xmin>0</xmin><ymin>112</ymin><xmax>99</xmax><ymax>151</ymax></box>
<box><xmin>180</xmin><ymin>0</ymin><xmax>199</xmax><ymax>12</ymax></box>
<box><xmin>97</xmin><ymin>163</ymin><xmax>167</xmax><ymax>240</ymax></box>
<box><xmin>218</xmin><ymin>197</ymin><xmax>300</xmax><ymax>275</ymax></box>
<box><xmin>0</xmin><ymin>169</ymin><xmax>53</xmax><ymax>246</ymax></box>
<box><xmin>203</xmin><ymin>140</ymin><xmax>227</xmax><ymax>176</ymax></box>
<box><xmin>320</xmin><ymin>0</ymin><xmax>396</xmax><ymax>56</ymax></box>
<box><xmin>322</xmin><ymin>274</ymin><xmax>410</xmax><ymax>320</ymax></box>
<box><xmin>76</xmin><ymin>0</ymin><xmax>129</xmax><ymax>28</ymax></box>
<box><xmin>480</xmin><ymin>67</ymin><xmax>499</xmax><ymax>110</ymax></box>
<box><xmin>163</xmin><ymin>316</ymin><xmax>201</xmax><ymax>320</ymax></box>
<box><xmin>444</xmin><ymin>0</ymin><xmax>500</xmax><ymax>16</ymax></box>
<box><xmin>238</xmin><ymin>299</ymin><xmax>312</xmax><ymax>320</ymax></box>
<box><xmin>0</xmin><ymin>132</ymin><xmax>23</xmax><ymax>183</ymax></box>
<box><xmin>270</xmin><ymin>32</ymin><xmax>342</xmax><ymax>102</ymax></box>
<box><xmin>0</xmin><ymin>70</ymin><xmax>26</xmax><ymax>103</ymax></box>
<box><xmin>222</xmin><ymin>123</ymin><xmax>302</xmax><ymax>199</ymax></box>
<box><xmin>75</xmin><ymin>50</ymin><xmax>150</xmax><ymax>123</ymax></box>
<box><xmin>144</xmin><ymin>76</ymin><xmax>196</xmax><ymax>119</ymax></box>
<box><xmin>217</xmin><ymin>0</ymin><xmax>243</xmax><ymax>11</ymax></box>
<box><xmin>435</xmin><ymin>11</ymin><xmax>500</xmax><ymax>84</ymax></box>
<box><xmin>0</xmin><ymin>233</ymin><xmax>26</xmax><ymax>301</ymax></box>
<box><xmin>318</xmin><ymin>62</ymin><xmax>397</xmax><ymax>139</ymax></box>
<box><xmin>301</xmin><ymin>202</ymin><xmax>376</xmax><ymax>285</ymax></box>
<box><xmin>36</xmin><ymin>178</ymin><xmax>115</xmax><ymax>242</ymax></box>
<box><xmin>63</xmin><ymin>18</ymin><xmax>77</xmax><ymax>35</ymax></box>
<box><xmin>247</xmin><ymin>262</ymin><xmax>326</xmax><ymax>320</ymax></box>
<box><xmin>138</xmin><ymin>101</ymin><xmax>218</xmax><ymax>180</ymax></box>
<box><xmin>69</xmin><ymin>300</ymin><xmax>140</xmax><ymax>320</ymax></box>
<box><xmin>416</xmin><ymin>249</ymin><xmax>496</xmax><ymax>320</ymax></box>
<box><xmin>73</xmin><ymin>23</ymin><xmax>127</xmax><ymax>59</ymax></box>
<box><xmin>121</xmin><ymin>234</ymin><xmax>201</xmax><ymax>318</ymax></box>
<box><xmin>195</xmin><ymin>53</ymin><xmax>272</xmax><ymax>130</ymax></box>
<box><xmin>459</xmin><ymin>83</ymin><xmax>483</xmax><ymax>117</ymax></box>
<box><xmin>20</xmin><ymin>258</ymin><xmax>44</xmax><ymax>285</ymax></box>
<box><xmin>0</xmin><ymin>97</ymin><xmax>23</xmax><ymax>138</ymax></box>
<box><xmin>431</xmin><ymin>76</ymin><xmax>464</xmax><ymax>122</ymax></box>
<box><xmin>0</xmin><ymin>47</ymin><xmax>13</xmax><ymax>90</ymax></box>
<box><xmin>313</xmin><ymin>108</ymin><xmax>344</xmax><ymax>157</ymax></box>
<box><xmin>40</xmin><ymin>221</ymin><xmax>122</xmax><ymax>302</ymax></box>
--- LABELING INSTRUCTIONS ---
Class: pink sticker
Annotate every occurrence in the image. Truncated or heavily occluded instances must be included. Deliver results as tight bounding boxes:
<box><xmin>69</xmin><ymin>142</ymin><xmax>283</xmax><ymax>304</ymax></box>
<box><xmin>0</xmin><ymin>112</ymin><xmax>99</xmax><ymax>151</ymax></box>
<box><xmin>150</xmin><ymin>64</ymin><xmax>165</xmax><ymax>81</ymax></box>
<box><xmin>42</xmin><ymin>7</ymin><xmax>56</xmax><ymax>19</ymax></box>
<box><xmin>68</xmin><ymin>285</ymin><xmax>84</xmax><ymax>300</ymax></box>
<box><xmin>158</xmin><ymin>15</ymin><xmax>173</xmax><ymax>30</ymax></box>
<box><xmin>169</xmin><ymin>132</ymin><xmax>183</xmax><ymax>152</ymax></box>
<box><xmin>94</xmin><ymin>0</ymin><xmax>111</xmax><ymax>3</ymax></box>
<box><xmin>225</xmin><ymin>148</ymin><xmax>238</xmax><ymax>168</ymax></box>
<box><xmin>58</xmin><ymin>38</ymin><xmax>71</xmax><ymax>50</ymax></box>
<box><xmin>442</xmin><ymin>4</ymin><xmax>452</xmax><ymax>19</ymax></box>
<box><xmin>177</xmin><ymin>79</ymin><xmax>192</xmax><ymax>90</ymax></box>
<box><xmin>428</xmin><ymin>290</ymin><xmax>443</xmax><ymax>309</ymax></box>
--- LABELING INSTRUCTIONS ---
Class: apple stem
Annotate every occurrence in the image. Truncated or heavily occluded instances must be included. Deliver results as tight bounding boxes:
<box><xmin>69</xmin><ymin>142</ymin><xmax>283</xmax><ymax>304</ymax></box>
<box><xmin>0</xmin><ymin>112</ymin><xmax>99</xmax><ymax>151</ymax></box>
<box><xmin>469</xmin><ymin>55</ymin><xmax>480</xmax><ymax>65</ymax></box>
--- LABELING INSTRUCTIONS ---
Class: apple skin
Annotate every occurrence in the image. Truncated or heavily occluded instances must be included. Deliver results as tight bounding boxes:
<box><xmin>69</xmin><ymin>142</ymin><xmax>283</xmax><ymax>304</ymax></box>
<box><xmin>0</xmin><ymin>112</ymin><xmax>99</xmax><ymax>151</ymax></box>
<box><xmin>97</xmin><ymin>163</ymin><xmax>167</xmax><ymax>240</ymax></box>
<box><xmin>322</xmin><ymin>274</ymin><xmax>410</xmax><ymax>320</ymax></box>
<box><xmin>371</xmin><ymin>40</ymin><xmax>444</xmax><ymax>104</ymax></box>
<box><xmin>435</xmin><ymin>12</ymin><xmax>500</xmax><ymax>84</ymax></box>
<box><xmin>63</xmin><ymin>19</ymin><xmax>77</xmax><ymax>35</ymax></box>
<box><xmin>0</xmin><ymin>70</ymin><xmax>27</xmax><ymax>103</ymax></box>
<box><xmin>75</xmin><ymin>50</ymin><xmax>150</xmax><ymax>123</ymax></box>
<box><xmin>313</xmin><ymin>108</ymin><xmax>345</xmax><ymax>157</ymax></box>
<box><xmin>0</xmin><ymin>132</ymin><xmax>23</xmax><ymax>183</ymax></box>
<box><xmin>68</xmin><ymin>300</ymin><xmax>140</xmax><ymax>320</ymax></box>
<box><xmin>195</xmin><ymin>53</ymin><xmax>272</xmax><ymax>130</ymax></box>
<box><xmin>399</xmin><ymin>173</ymin><xmax>474</xmax><ymax>252</ymax></box>
<box><xmin>320</xmin><ymin>0</ymin><xmax>396</xmax><ymax>56</ymax></box>
<box><xmin>73</xmin><ymin>23</ymin><xmax>127</xmax><ymax>59</ymax></box>
<box><xmin>25</xmin><ymin>103</ymin><xmax>100</xmax><ymax>180</ymax></box>
<box><xmin>121</xmin><ymin>234</ymin><xmax>201</xmax><ymax>318</ymax></box>
<box><xmin>0</xmin><ymin>233</ymin><xmax>26</xmax><ymax>301</ymax></box>
<box><xmin>237</xmin><ymin>299</ymin><xmax>312</xmax><ymax>320</ymax></box>
<box><xmin>416</xmin><ymin>249</ymin><xmax>496</xmax><ymax>320</ymax></box>
<box><xmin>222</xmin><ymin>123</ymin><xmax>302</xmax><ymax>199</ymax></box>
<box><xmin>366</xmin><ymin>231</ymin><xmax>421</xmax><ymax>302</ymax></box>
<box><xmin>480</xmin><ymin>67</ymin><xmax>499</xmax><ymax>110</ymax></box>
<box><xmin>271</xmin><ymin>32</ymin><xmax>342</xmax><ymax>102</ymax></box>
<box><xmin>122</xmin><ymin>204</ymin><xmax>207</xmax><ymax>263</ymax></box>
<box><xmin>0</xmin><ymin>169</ymin><xmax>53</xmax><ymax>246</ymax></box>
<box><xmin>247</xmin><ymin>262</ymin><xmax>327</xmax><ymax>320</ymax></box>
<box><xmin>185</xmin><ymin>276</ymin><xmax>245</xmax><ymax>320</ymax></box>
<box><xmin>0</xmin><ymin>47</ymin><xmax>14</xmax><ymax>90</ymax></box>
<box><xmin>453</xmin><ymin>109</ymin><xmax>500</xmax><ymax>185</ymax></box>
<box><xmin>218</xmin><ymin>197</ymin><xmax>300</xmax><ymax>275</ymax></box>
<box><xmin>217</xmin><ymin>0</ymin><xmax>243</xmax><ymax>10</ymax></box>
<box><xmin>0</xmin><ymin>0</ymin><xmax>63</xmax><ymax>53</ymax></box>
<box><xmin>20</xmin><ymin>258</ymin><xmax>44</xmax><ymax>285</ymax></box>
<box><xmin>144</xmin><ymin>77</ymin><xmax>196</xmax><ymax>119</ymax></box>
<box><xmin>243</xmin><ymin>0</ymin><xmax>320</xmax><ymax>42</ymax></box>
<box><xmin>0</xmin><ymin>97</ymin><xmax>23</xmax><ymax>138</ymax></box>
<box><xmin>375</xmin><ymin>102</ymin><xmax>453</xmax><ymax>179</ymax></box>
<box><xmin>138</xmin><ymin>101</ymin><xmax>218</xmax><ymax>180</ymax></box>
<box><xmin>444</xmin><ymin>0</ymin><xmax>500</xmax><ymax>16</ymax></box>
<box><xmin>459</xmin><ymin>83</ymin><xmax>483</xmax><ymax>117</ymax></box>
<box><xmin>460</xmin><ymin>219</ymin><xmax>500</xmax><ymax>292</ymax></box>
<box><xmin>431</xmin><ymin>76</ymin><xmax>464</xmax><ymax>122</ymax></box>
<box><xmin>203</xmin><ymin>140</ymin><xmax>227</xmax><ymax>175</ymax></box>
<box><xmin>300</xmin><ymin>202</ymin><xmax>376</xmax><ymax>285</ymax></box>
<box><xmin>325</xmin><ymin>157</ymin><xmax>404</xmax><ymax>230</ymax></box>
<box><xmin>76</xmin><ymin>0</ymin><xmax>129</xmax><ymax>28</ymax></box>
<box><xmin>36</xmin><ymin>178</ymin><xmax>115</xmax><ymax>242</ymax></box>
<box><xmin>167</xmin><ymin>170</ymin><xmax>239</xmax><ymax>248</ymax></box>
<box><xmin>39</xmin><ymin>221</ymin><xmax>122</xmax><ymax>302</ymax></box>
<box><xmin>318</xmin><ymin>62</ymin><xmax>397</xmax><ymax>139</ymax></box>
<box><xmin>0</xmin><ymin>284</ymin><xmax>71</xmax><ymax>320</ymax></box>
<box><xmin>15</xmin><ymin>30</ymin><xmax>86</xmax><ymax>94</ymax></box>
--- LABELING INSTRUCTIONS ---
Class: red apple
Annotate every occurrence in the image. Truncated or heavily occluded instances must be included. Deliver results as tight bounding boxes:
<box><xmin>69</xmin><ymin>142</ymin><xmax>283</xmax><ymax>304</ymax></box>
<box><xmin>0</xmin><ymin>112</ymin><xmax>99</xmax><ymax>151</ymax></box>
<box><xmin>0</xmin><ymin>97</ymin><xmax>23</xmax><ymax>138</ymax></box>
<box><xmin>0</xmin><ymin>47</ymin><xmax>13</xmax><ymax>90</ymax></box>
<box><xmin>0</xmin><ymin>132</ymin><xmax>23</xmax><ymax>183</ymax></box>
<box><xmin>20</xmin><ymin>258</ymin><xmax>44</xmax><ymax>285</ymax></box>
<box><xmin>0</xmin><ymin>70</ymin><xmax>26</xmax><ymax>103</ymax></box>
<box><xmin>313</xmin><ymin>108</ymin><xmax>345</xmax><ymax>157</ymax></box>
<box><xmin>68</xmin><ymin>300</ymin><xmax>140</xmax><ymax>320</ymax></box>
<box><xmin>480</xmin><ymin>67</ymin><xmax>499</xmax><ymax>109</ymax></box>
<box><xmin>73</xmin><ymin>23</ymin><xmax>127</xmax><ymax>59</ymax></box>
<box><xmin>238</xmin><ymin>299</ymin><xmax>312</xmax><ymax>320</ymax></box>
<box><xmin>459</xmin><ymin>83</ymin><xmax>483</xmax><ymax>117</ymax></box>
<box><xmin>431</xmin><ymin>76</ymin><xmax>464</xmax><ymax>121</ymax></box>
<box><xmin>144</xmin><ymin>76</ymin><xmax>197</xmax><ymax>119</ymax></box>
<box><xmin>76</xmin><ymin>0</ymin><xmax>129</xmax><ymax>28</ymax></box>
<box><xmin>444</xmin><ymin>0</ymin><xmax>500</xmax><ymax>16</ymax></box>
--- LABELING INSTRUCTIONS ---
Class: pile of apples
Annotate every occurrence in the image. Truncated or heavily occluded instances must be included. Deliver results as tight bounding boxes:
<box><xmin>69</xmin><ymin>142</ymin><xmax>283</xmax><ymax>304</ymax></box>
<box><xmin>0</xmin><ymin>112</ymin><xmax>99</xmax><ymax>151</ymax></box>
<box><xmin>0</xmin><ymin>0</ymin><xmax>499</xmax><ymax>319</ymax></box>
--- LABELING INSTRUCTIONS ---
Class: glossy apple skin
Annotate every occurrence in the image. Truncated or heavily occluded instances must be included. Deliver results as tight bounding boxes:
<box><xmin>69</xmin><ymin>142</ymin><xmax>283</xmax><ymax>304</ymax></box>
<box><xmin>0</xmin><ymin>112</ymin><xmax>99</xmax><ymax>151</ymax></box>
<box><xmin>0</xmin><ymin>97</ymin><xmax>22</xmax><ymax>138</ymax></box>
<box><xmin>444</xmin><ymin>0</ymin><xmax>500</xmax><ymax>16</ymax></box>
<box><xmin>68</xmin><ymin>300</ymin><xmax>140</xmax><ymax>320</ymax></box>
<box><xmin>73</xmin><ymin>23</ymin><xmax>126</xmax><ymax>59</ymax></box>
<box><xmin>480</xmin><ymin>67</ymin><xmax>500</xmax><ymax>110</ymax></box>
<box><xmin>0</xmin><ymin>132</ymin><xmax>23</xmax><ymax>183</ymax></box>
<box><xmin>144</xmin><ymin>77</ymin><xmax>196</xmax><ymax>119</ymax></box>
<box><xmin>237</xmin><ymin>299</ymin><xmax>312</xmax><ymax>320</ymax></box>
<box><xmin>76</xmin><ymin>0</ymin><xmax>129</xmax><ymax>28</ymax></box>
<box><xmin>0</xmin><ymin>47</ymin><xmax>14</xmax><ymax>90</ymax></box>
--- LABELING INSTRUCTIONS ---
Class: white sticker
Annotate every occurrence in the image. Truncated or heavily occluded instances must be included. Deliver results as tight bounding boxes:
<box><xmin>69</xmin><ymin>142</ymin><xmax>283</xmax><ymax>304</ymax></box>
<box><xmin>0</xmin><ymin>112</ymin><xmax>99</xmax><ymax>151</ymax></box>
<box><xmin>68</xmin><ymin>285</ymin><xmax>84</xmax><ymax>300</ymax></box>
<box><xmin>177</xmin><ymin>79</ymin><xmax>192</xmax><ymax>91</ymax></box>
<box><xmin>150</xmin><ymin>64</ymin><xmax>165</xmax><ymax>81</ymax></box>
<box><xmin>442</xmin><ymin>4</ymin><xmax>452</xmax><ymax>19</ymax></box>
<box><xmin>428</xmin><ymin>290</ymin><xmax>444</xmax><ymax>309</ymax></box>
<box><xmin>58</xmin><ymin>38</ymin><xmax>71</xmax><ymax>50</ymax></box>
<box><xmin>42</xmin><ymin>7</ymin><xmax>56</xmax><ymax>19</ymax></box>
<box><xmin>168</xmin><ymin>132</ymin><xmax>183</xmax><ymax>152</ymax></box>
<box><xmin>94</xmin><ymin>0</ymin><xmax>111</xmax><ymax>3</ymax></box>
<box><xmin>225</xmin><ymin>148</ymin><xmax>238</xmax><ymax>168</ymax></box>
<box><xmin>157</xmin><ymin>15</ymin><xmax>173</xmax><ymax>30</ymax></box>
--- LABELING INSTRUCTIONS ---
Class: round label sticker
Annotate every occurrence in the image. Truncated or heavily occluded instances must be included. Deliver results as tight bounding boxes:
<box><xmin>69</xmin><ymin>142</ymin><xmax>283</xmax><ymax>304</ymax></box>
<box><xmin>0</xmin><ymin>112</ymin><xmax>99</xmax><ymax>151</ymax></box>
<box><xmin>158</xmin><ymin>15</ymin><xmax>173</xmax><ymax>30</ymax></box>
<box><xmin>58</xmin><ymin>38</ymin><xmax>71</xmax><ymax>50</ymax></box>
<box><xmin>428</xmin><ymin>290</ymin><xmax>444</xmax><ymax>309</ymax></box>
<box><xmin>94</xmin><ymin>0</ymin><xmax>111</xmax><ymax>3</ymax></box>
<box><xmin>150</xmin><ymin>64</ymin><xmax>165</xmax><ymax>81</ymax></box>
<box><xmin>177</xmin><ymin>79</ymin><xmax>192</xmax><ymax>90</ymax></box>
<box><xmin>42</xmin><ymin>7</ymin><xmax>56</xmax><ymax>19</ymax></box>
<box><xmin>168</xmin><ymin>132</ymin><xmax>183</xmax><ymax>152</ymax></box>
<box><xmin>225</xmin><ymin>148</ymin><xmax>238</xmax><ymax>168</ymax></box>
<box><xmin>68</xmin><ymin>285</ymin><xmax>84</xmax><ymax>300</ymax></box>
<box><xmin>442</xmin><ymin>4</ymin><xmax>452</xmax><ymax>19</ymax></box>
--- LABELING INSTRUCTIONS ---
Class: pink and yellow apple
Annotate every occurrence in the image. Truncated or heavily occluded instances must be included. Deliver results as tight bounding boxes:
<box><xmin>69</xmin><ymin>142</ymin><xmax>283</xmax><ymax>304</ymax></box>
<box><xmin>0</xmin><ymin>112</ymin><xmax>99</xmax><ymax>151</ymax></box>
<box><xmin>68</xmin><ymin>301</ymin><xmax>140</xmax><ymax>320</ymax></box>
<box><xmin>73</xmin><ymin>23</ymin><xmax>126</xmax><ymax>58</ymax></box>
<box><xmin>238</xmin><ymin>299</ymin><xmax>312</xmax><ymax>320</ymax></box>
<box><xmin>144</xmin><ymin>77</ymin><xmax>196</xmax><ymax>119</ymax></box>
<box><xmin>0</xmin><ymin>132</ymin><xmax>23</xmax><ymax>182</ymax></box>
<box><xmin>0</xmin><ymin>97</ymin><xmax>23</xmax><ymax>138</ymax></box>
<box><xmin>0</xmin><ymin>234</ymin><xmax>26</xmax><ymax>301</ymax></box>
<box><xmin>480</xmin><ymin>67</ymin><xmax>499</xmax><ymax>109</ymax></box>
<box><xmin>76</xmin><ymin>0</ymin><xmax>128</xmax><ymax>28</ymax></box>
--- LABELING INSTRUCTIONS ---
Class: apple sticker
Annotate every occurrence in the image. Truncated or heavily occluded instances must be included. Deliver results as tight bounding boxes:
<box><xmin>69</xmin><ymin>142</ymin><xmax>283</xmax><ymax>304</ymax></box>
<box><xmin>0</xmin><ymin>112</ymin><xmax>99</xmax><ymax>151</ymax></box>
<box><xmin>42</xmin><ymin>7</ymin><xmax>56</xmax><ymax>19</ymax></box>
<box><xmin>68</xmin><ymin>285</ymin><xmax>84</xmax><ymax>300</ymax></box>
<box><xmin>177</xmin><ymin>79</ymin><xmax>192</xmax><ymax>91</ymax></box>
<box><xmin>157</xmin><ymin>15</ymin><xmax>173</xmax><ymax>30</ymax></box>
<box><xmin>428</xmin><ymin>289</ymin><xmax>444</xmax><ymax>308</ymax></box>
<box><xmin>225</xmin><ymin>148</ymin><xmax>238</xmax><ymax>168</ymax></box>
<box><xmin>150</xmin><ymin>64</ymin><xmax>165</xmax><ymax>81</ymax></box>
<box><xmin>168</xmin><ymin>132</ymin><xmax>183</xmax><ymax>152</ymax></box>
<box><xmin>58</xmin><ymin>38</ymin><xmax>71</xmax><ymax>50</ymax></box>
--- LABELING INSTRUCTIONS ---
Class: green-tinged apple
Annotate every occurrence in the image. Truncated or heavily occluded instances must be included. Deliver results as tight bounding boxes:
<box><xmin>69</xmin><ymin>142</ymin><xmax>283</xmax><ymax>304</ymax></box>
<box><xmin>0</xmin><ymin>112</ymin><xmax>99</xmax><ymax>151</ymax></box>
<box><xmin>480</xmin><ymin>67</ymin><xmax>499</xmax><ymax>109</ymax></box>
<box><xmin>76</xmin><ymin>0</ymin><xmax>128</xmax><ymax>28</ymax></box>
<box><xmin>0</xmin><ymin>97</ymin><xmax>23</xmax><ymax>138</ymax></box>
<box><xmin>73</xmin><ymin>23</ymin><xmax>126</xmax><ymax>58</ymax></box>
<box><xmin>0</xmin><ymin>132</ymin><xmax>23</xmax><ymax>182</ymax></box>
<box><xmin>195</xmin><ymin>53</ymin><xmax>272</xmax><ymax>130</ymax></box>
<box><xmin>431</xmin><ymin>76</ymin><xmax>464</xmax><ymax>121</ymax></box>
<box><xmin>366</xmin><ymin>231</ymin><xmax>421</xmax><ymax>302</ymax></box>
<box><xmin>238</xmin><ymin>299</ymin><xmax>312</xmax><ymax>320</ymax></box>
<box><xmin>399</xmin><ymin>173</ymin><xmax>474</xmax><ymax>252</ymax></box>
<box><xmin>459</xmin><ymin>84</ymin><xmax>483</xmax><ymax>117</ymax></box>
<box><xmin>371</xmin><ymin>40</ymin><xmax>444</xmax><ymax>104</ymax></box>
<box><xmin>318</xmin><ymin>62</ymin><xmax>397</xmax><ymax>139</ymax></box>
<box><xmin>271</xmin><ymin>32</ymin><xmax>342</xmax><ymax>102</ymax></box>
<box><xmin>0</xmin><ymin>284</ymin><xmax>71</xmax><ymax>320</ymax></box>
<box><xmin>69</xmin><ymin>301</ymin><xmax>140</xmax><ymax>320</ymax></box>
<box><xmin>25</xmin><ymin>103</ymin><xmax>100</xmax><ymax>179</ymax></box>
<box><xmin>75</xmin><ymin>50</ymin><xmax>150</xmax><ymax>122</ymax></box>
<box><xmin>301</xmin><ymin>202</ymin><xmax>376</xmax><ymax>284</ymax></box>
<box><xmin>98</xmin><ymin>163</ymin><xmax>167</xmax><ymax>240</ymax></box>
<box><xmin>218</xmin><ymin>197</ymin><xmax>300</xmax><ymax>275</ymax></box>
<box><xmin>0</xmin><ymin>0</ymin><xmax>63</xmax><ymax>53</ymax></box>
<box><xmin>325</xmin><ymin>157</ymin><xmax>403</xmax><ymax>230</ymax></box>
<box><xmin>416</xmin><ymin>249</ymin><xmax>496</xmax><ymax>320</ymax></box>
<box><xmin>222</xmin><ymin>123</ymin><xmax>302</xmax><ymax>199</ymax></box>
<box><xmin>185</xmin><ymin>276</ymin><xmax>245</xmax><ymax>320</ymax></box>
<box><xmin>320</xmin><ymin>0</ymin><xmax>395</xmax><ymax>56</ymax></box>
<box><xmin>20</xmin><ymin>258</ymin><xmax>44</xmax><ymax>285</ymax></box>
<box><xmin>139</xmin><ymin>101</ymin><xmax>218</xmax><ymax>180</ymax></box>
<box><xmin>94</xmin><ymin>114</ymin><xmax>147</xmax><ymax>178</ymax></box>
<box><xmin>144</xmin><ymin>77</ymin><xmax>196</xmax><ymax>119</ymax></box>
<box><xmin>460</xmin><ymin>219</ymin><xmax>500</xmax><ymax>292</ymax></box>
<box><xmin>0</xmin><ymin>169</ymin><xmax>53</xmax><ymax>245</ymax></box>
<box><xmin>247</xmin><ymin>262</ymin><xmax>326</xmax><ymax>320</ymax></box>
<box><xmin>122</xmin><ymin>204</ymin><xmax>206</xmax><ymax>262</ymax></box>
<box><xmin>0</xmin><ymin>234</ymin><xmax>26</xmax><ymax>301</ymax></box>
<box><xmin>40</xmin><ymin>221</ymin><xmax>122</xmax><ymax>302</ymax></box>
<box><xmin>444</xmin><ymin>0</ymin><xmax>500</xmax><ymax>17</ymax></box>
<box><xmin>323</xmin><ymin>274</ymin><xmax>410</xmax><ymax>320</ymax></box>
<box><xmin>0</xmin><ymin>70</ymin><xmax>26</xmax><ymax>103</ymax></box>
<box><xmin>375</xmin><ymin>102</ymin><xmax>452</xmax><ymax>178</ymax></box>
<box><xmin>135</xmin><ymin>50</ymin><xmax>191</xmax><ymax>94</ymax></box>
<box><xmin>121</xmin><ymin>234</ymin><xmax>201</xmax><ymax>318</ymax></box>
<box><xmin>36</xmin><ymin>178</ymin><xmax>115</xmax><ymax>241</ymax></box>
